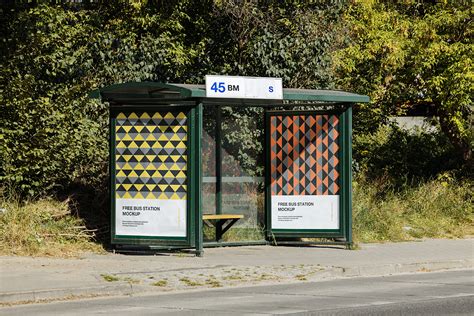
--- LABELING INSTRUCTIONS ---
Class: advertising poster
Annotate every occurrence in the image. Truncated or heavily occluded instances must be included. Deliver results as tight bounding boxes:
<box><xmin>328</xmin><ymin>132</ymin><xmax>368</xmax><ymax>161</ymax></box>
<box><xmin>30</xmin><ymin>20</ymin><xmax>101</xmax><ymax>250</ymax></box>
<box><xmin>114</xmin><ymin>111</ymin><xmax>188</xmax><ymax>238</ymax></box>
<box><xmin>270</xmin><ymin>114</ymin><xmax>341</xmax><ymax>231</ymax></box>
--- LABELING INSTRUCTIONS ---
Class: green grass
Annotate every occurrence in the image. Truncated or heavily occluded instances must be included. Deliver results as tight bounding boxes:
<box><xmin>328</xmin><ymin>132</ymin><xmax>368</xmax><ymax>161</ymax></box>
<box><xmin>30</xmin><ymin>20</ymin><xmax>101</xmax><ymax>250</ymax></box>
<box><xmin>0</xmin><ymin>198</ymin><xmax>103</xmax><ymax>257</ymax></box>
<box><xmin>353</xmin><ymin>177</ymin><xmax>473</xmax><ymax>242</ymax></box>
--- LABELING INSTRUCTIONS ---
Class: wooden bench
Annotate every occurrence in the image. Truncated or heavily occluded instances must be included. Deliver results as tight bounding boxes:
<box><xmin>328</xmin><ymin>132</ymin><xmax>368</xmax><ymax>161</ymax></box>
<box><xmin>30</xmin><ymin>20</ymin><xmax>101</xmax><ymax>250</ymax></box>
<box><xmin>202</xmin><ymin>214</ymin><xmax>244</xmax><ymax>241</ymax></box>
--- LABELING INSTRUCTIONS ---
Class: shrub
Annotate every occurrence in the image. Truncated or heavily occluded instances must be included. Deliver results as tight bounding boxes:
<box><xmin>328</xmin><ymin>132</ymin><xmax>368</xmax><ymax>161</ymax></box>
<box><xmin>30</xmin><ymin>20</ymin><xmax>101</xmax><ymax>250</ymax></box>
<box><xmin>353</xmin><ymin>124</ymin><xmax>465</xmax><ymax>188</ymax></box>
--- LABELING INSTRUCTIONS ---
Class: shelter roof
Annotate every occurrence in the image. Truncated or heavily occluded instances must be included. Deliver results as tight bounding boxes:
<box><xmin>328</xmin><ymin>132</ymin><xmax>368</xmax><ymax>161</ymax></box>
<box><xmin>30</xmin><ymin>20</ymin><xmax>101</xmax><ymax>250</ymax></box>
<box><xmin>90</xmin><ymin>82</ymin><xmax>370</xmax><ymax>103</ymax></box>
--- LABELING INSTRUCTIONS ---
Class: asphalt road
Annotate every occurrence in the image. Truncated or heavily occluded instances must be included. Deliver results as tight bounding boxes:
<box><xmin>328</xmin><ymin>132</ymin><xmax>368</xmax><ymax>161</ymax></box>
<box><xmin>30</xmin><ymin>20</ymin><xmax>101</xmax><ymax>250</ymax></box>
<box><xmin>1</xmin><ymin>270</ymin><xmax>473</xmax><ymax>315</ymax></box>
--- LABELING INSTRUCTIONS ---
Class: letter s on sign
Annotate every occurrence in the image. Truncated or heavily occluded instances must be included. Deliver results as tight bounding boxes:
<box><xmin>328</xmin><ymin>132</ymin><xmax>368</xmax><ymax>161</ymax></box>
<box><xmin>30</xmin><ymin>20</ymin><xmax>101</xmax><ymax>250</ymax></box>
<box><xmin>269</xmin><ymin>86</ymin><xmax>274</xmax><ymax>93</ymax></box>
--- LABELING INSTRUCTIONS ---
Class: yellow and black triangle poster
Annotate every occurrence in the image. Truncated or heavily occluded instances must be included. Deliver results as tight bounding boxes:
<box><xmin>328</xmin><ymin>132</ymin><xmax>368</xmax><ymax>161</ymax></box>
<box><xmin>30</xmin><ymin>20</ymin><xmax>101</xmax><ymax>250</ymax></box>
<box><xmin>114</xmin><ymin>111</ymin><xmax>187</xmax><ymax>237</ymax></box>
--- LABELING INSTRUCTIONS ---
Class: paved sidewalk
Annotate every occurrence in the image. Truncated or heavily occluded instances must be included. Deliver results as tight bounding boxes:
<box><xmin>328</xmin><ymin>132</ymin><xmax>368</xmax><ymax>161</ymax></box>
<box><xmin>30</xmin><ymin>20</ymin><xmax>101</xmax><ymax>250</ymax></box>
<box><xmin>1</xmin><ymin>238</ymin><xmax>473</xmax><ymax>305</ymax></box>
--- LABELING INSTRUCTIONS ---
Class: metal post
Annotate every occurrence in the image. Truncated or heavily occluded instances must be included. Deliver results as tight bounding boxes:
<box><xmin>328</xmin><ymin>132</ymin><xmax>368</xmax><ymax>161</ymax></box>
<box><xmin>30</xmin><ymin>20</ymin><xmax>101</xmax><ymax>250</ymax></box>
<box><xmin>194</xmin><ymin>103</ymin><xmax>204</xmax><ymax>256</ymax></box>
<box><xmin>346</xmin><ymin>106</ymin><xmax>353</xmax><ymax>248</ymax></box>
<box><xmin>215</xmin><ymin>105</ymin><xmax>222</xmax><ymax>216</ymax></box>
<box><xmin>109</xmin><ymin>109</ymin><xmax>116</xmax><ymax>247</ymax></box>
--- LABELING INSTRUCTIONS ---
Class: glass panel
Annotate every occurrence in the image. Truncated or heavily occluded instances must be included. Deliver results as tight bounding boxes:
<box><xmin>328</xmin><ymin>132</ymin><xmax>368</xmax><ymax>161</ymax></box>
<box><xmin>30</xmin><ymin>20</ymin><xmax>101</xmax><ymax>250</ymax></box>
<box><xmin>219</xmin><ymin>106</ymin><xmax>265</xmax><ymax>241</ymax></box>
<box><xmin>201</xmin><ymin>105</ymin><xmax>266</xmax><ymax>242</ymax></box>
<box><xmin>202</xmin><ymin>106</ymin><xmax>217</xmax><ymax>216</ymax></box>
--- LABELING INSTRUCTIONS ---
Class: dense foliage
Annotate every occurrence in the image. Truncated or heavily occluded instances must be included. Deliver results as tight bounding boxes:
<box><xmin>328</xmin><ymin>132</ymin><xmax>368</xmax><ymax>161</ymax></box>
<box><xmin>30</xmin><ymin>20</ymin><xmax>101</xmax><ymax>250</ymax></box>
<box><xmin>0</xmin><ymin>1</ymin><xmax>345</xmax><ymax>196</ymax></box>
<box><xmin>335</xmin><ymin>0</ymin><xmax>473</xmax><ymax>161</ymax></box>
<box><xmin>0</xmin><ymin>0</ymin><xmax>472</xmax><ymax>198</ymax></box>
<box><xmin>1</xmin><ymin>3</ymin><xmax>200</xmax><ymax>195</ymax></box>
<box><xmin>353</xmin><ymin>124</ymin><xmax>462</xmax><ymax>188</ymax></box>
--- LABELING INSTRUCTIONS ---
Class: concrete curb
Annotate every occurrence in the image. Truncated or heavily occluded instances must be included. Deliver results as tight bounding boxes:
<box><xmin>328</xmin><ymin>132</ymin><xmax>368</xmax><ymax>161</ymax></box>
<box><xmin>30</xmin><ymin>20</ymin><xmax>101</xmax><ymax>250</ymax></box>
<box><xmin>0</xmin><ymin>284</ymin><xmax>134</xmax><ymax>305</ymax></box>
<box><xmin>1</xmin><ymin>259</ymin><xmax>472</xmax><ymax>305</ymax></box>
<box><xmin>324</xmin><ymin>259</ymin><xmax>473</xmax><ymax>279</ymax></box>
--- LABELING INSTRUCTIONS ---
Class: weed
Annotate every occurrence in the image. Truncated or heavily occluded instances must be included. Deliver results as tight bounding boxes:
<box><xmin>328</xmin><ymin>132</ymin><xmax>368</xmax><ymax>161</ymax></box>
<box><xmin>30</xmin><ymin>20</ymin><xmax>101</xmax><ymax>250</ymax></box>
<box><xmin>224</xmin><ymin>274</ymin><xmax>243</xmax><ymax>281</ymax></box>
<box><xmin>151</xmin><ymin>280</ymin><xmax>168</xmax><ymax>287</ymax></box>
<box><xmin>256</xmin><ymin>273</ymin><xmax>274</xmax><ymax>281</ymax></box>
<box><xmin>101</xmin><ymin>274</ymin><xmax>119</xmax><ymax>282</ymax></box>
<box><xmin>179</xmin><ymin>277</ymin><xmax>203</xmax><ymax>287</ymax></box>
<box><xmin>205</xmin><ymin>279</ymin><xmax>222</xmax><ymax>287</ymax></box>
<box><xmin>348</xmin><ymin>243</ymin><xmax>360</xmax><ymax>250</ymax></box>
<box><xmin>295</xmin><ymin>274</ymin><xmax>307</xmax><ymax>281</ymax></box>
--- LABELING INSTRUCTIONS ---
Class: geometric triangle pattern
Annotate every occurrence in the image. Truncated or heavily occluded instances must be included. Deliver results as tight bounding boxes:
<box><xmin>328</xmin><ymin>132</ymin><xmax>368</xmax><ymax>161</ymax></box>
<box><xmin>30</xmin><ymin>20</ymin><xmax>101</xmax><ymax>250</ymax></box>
<box><xmin>115</xmin><ymin>111</ymin><xmax>187</xmax><ymax>200</ymax></box>
<box><xmin>270</xmin><ymin>114</ymin><xmax>339</xmax><ymax>196</ymax></box>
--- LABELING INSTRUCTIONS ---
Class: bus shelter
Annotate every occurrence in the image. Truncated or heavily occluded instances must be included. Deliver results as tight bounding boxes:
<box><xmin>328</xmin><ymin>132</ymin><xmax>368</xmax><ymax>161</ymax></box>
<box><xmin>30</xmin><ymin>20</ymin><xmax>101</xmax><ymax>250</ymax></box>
<box><xmin>92</xmin><ymin>77</ymin><xmax>369</xmax><ymax>256</ymax></box>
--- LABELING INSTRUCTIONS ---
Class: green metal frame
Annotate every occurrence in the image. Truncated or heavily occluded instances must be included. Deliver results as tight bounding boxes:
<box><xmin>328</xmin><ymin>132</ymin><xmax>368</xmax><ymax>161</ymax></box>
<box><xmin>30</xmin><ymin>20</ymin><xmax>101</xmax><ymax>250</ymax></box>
<box><xmin>109</xmin><ymin>105</ymin><xmax>198</xmax><ymax>250</ymax></box>
<box><xmin>264</xmin><ymin>107</ymin><xmax>353</xmax><ymax>244</ymax></box>
<box><xmin>194</xmin><ymin>103</ymin><xmax>204</xmax><ymax>256</ymax></box>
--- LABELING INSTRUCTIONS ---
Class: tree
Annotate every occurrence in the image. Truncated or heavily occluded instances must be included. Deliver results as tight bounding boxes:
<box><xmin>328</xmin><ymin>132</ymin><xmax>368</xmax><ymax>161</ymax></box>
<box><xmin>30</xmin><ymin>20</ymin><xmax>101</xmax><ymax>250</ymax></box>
<box><xmin>334</xmin><ymin>0</ymin><xmax>473</xmax><ymax>163</ymax></box>
<box><xmin>0</xmin><ymin>3</ymin><xmax>198</xmax><ymax>196</ymax></box>
<box><xmin>0</xmin><ymin>1</ymin><xmax>363</xmax><ymax>197</ymax></box>
<box><xmin>210</xmin><ymin>0</ymin><xmax>345</xmax><ymax>89</ymax></box>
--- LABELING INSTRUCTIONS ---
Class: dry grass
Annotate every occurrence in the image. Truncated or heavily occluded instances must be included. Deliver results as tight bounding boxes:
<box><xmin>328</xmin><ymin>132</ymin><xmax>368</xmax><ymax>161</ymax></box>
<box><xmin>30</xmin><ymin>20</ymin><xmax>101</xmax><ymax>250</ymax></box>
<box><xmin>0</xmin><ymin>198</ymin><xmax>104</xmax><ymax>257</ymax></box>
<box><xmin>353</xmin><ymin>178</ymin><xmax>473</xmax><ymax>242</ymax></box>
<box><xmin>1</xmin><ymin>175</ymin><xmax>470</xmax><ymax>257</ymax></box>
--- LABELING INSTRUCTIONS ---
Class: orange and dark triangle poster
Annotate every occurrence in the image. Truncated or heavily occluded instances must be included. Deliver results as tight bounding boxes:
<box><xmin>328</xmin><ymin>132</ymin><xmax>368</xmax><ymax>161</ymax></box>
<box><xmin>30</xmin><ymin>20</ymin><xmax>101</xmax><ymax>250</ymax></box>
<box><xmin>269</xmin><ymin>114</ymin><xmax>340</xmax><ymax>230</ymax></box>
